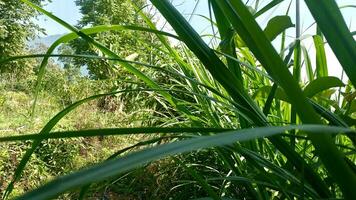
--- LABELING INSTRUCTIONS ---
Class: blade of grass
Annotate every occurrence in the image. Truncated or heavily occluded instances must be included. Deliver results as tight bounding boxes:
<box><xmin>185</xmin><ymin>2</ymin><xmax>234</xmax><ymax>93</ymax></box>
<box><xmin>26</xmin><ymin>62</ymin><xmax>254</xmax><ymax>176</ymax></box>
<box><xmin>313</xmin><ymin>35</ymin><xmax>328</xmax><ymax>78</ymax></box>
<box><xmin>304</xmin><ymin>0</ymin><xmax>356</xmax><ymax>87</ymax></box>
<box><xmin>0</xmin><ymin>127</ymin><xmax>229</xmax><ymax>142</ymax></box>
<box><xmin>16</xmin><ymin>125</ymin><xmax>355</xmax><ymax>200</ymax></box>
<box><xmin>301</xmin><ymin>45</ymin><xmax>314</xmax><ymax>81</ymax></box>
<box><xmin>264</xmin><ymin>15</ymin><xmax>295</xmax><ymax>42</ymax></box>
<box><xmin>254</xmin><ymin>0</ymin><xmax>284</xmax><ymax>18</ymax></box>
<box><xmin>304</xmin><ymin>76</ymin><xmax>344</xmax><ymax>98</ymax></box>
<box><xmin>211</xmin><ymin>0</ymin><xmax>243</xmax><ymax>82</ymax></box>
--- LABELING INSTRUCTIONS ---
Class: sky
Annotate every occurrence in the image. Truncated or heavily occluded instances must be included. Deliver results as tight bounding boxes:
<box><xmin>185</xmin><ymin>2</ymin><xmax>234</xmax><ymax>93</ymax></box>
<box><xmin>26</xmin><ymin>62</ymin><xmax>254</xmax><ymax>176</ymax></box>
<box><xmin>36</xmin><ymin>0</ymin><xmax>81</xmax><ymax>36</ymax></box>
<box><xmin>34</xmin><ymin>0</ymin><xmax>355</xmax><ymax>81</ymax></box>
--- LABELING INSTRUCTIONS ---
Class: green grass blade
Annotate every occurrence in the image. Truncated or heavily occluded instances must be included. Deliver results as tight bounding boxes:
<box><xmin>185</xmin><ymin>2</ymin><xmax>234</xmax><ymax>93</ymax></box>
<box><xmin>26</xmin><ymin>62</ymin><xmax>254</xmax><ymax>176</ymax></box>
<box><xmin>304</xmin><ymin>76</ymin><xmax>344</xmax><ymax>98</ymax></box>
<box><xmin>16</xmin><ymin>125</ymin><xmax>355</xmax><ymax>200</ymax></box>
<box><xmin>339</xmin><ymin>5</ymin><xmax>356</xmax><ymax>9</ymax></box>
<box><xmin>264</xmin><ymin>15</ymin><xmax>294</xmax><ymax>41</ymax></box>
<box><xmin>313</xmin><ymin>35</ymin><xmax>328</xmax><ymax>78</ymax></box>
<box><xmin>301</xmin><ymin>45</ymin><xmax>314</xmax><ymax>81</ymax></box>
<box><xmin>211</xmin><ymin>0</ymin><xmax>243</xmax><ymax>82</ymax></box>
<box><xmin>291</xmin><ymin>0</ymin><xmax>301</xmax><ymax>148</ymax></box>
<box><xmin>254</xmin><ymin>0</ymin><xmax>285</xmax><ymax>18</ymax></box>
<box><xmin>0</xmin><ymin>127</ymin><xmax>229</xmax><ymax>142</ymax></box>
<box><xmin>263</xmin><ymin>84</ymin><xmax>278</xmax><ymax>115</ymax></box>
<box><xmin>305</xmin><ymin>0</ymin><xmax>356</xmax><ymax>87</ymax></box>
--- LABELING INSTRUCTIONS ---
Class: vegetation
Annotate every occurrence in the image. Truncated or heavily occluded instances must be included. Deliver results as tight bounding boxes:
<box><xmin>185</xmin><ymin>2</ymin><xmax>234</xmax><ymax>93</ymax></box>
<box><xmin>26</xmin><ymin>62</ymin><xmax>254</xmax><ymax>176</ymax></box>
<box><xmin>0</xmin><ymin>0</ymin><xmax>47</xmax><ymax>74</ymax></box>
<box><xmin>0</xmin><ymin>0</ymin><xmax>355</xmax><ymax>199</ymax></box>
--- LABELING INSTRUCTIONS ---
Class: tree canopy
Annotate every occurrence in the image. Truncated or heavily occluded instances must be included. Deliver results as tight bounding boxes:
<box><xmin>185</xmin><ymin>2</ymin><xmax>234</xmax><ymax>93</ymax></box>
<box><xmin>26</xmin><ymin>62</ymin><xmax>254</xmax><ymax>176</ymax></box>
<box><xmin>0</xmin><ymin>0</ymin><xmax>47</xmax><ymax>74</ymax></box>
<box><xmin>65</xmin><ymin>0</ymin><xmax>155</xmax><ymax>79</ymax></box>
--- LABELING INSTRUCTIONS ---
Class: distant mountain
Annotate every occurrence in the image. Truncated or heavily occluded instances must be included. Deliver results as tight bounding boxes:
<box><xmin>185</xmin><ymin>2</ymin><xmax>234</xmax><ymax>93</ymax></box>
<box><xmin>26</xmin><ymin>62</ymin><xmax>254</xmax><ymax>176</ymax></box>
<box><xmin>27</xmin><ymin>34</ymin><xmax>89</xmax><ymax>76</ymax></box>
<box><xmin>28</xmin><ymin>34</ymin><xmax>63</xmax><ymax>48</ymax></box>
<box><xmin>27</xmin><ymin>34</ymin><xmax>63</xmax><ymax>64</ymax></box>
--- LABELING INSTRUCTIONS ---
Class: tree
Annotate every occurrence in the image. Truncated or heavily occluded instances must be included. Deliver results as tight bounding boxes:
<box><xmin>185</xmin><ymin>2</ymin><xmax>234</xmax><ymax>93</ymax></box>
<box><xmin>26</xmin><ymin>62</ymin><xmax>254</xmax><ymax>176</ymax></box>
<box><xmin>64</xmin><ymin>0</ymin><xmax>157</xmax><ymax>79</ymax></box>
<box><xmin>0</xmin><ymin>0</ymin><xmax>48</xmax><ymax>75</ymax></box>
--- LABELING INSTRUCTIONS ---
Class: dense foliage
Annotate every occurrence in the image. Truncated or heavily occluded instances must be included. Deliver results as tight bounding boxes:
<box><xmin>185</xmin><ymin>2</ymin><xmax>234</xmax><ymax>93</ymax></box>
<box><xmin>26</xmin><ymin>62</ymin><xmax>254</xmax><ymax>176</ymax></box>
<box><xmin>64</xmin><ymin>0</ymin><xmax>155</xmax><ymax>79</ymax></box>
<box><xmin>0</xmin><ymin>0</ymin><xmax>47</xmax><ymax>74</ymax></box>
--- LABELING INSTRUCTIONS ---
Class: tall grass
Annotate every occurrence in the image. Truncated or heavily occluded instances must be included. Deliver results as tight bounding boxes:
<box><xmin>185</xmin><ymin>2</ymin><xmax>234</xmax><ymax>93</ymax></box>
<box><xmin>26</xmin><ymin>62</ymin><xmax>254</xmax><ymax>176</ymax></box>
<box><xmin>0</xmin><ymin>0</ymin><xmax>355</xmax><ymax>199</ymax></box>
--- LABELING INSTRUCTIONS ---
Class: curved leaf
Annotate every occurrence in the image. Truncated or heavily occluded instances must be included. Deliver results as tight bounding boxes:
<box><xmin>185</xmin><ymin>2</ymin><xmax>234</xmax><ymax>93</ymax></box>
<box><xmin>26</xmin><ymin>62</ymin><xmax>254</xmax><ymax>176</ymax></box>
<box><xmin>305</xmin><ymin>0</ymin><xmax>356</xmax><ymax>87</ymax></box>
<box><xmin>304</xmin><ymin>76</ymin><xmax>344</xmax><ymax>98</ymax></box>
<box><xmin>264</xmin><ymin>15</ymin><xmax>295</xmax><ymax>41</ymax></box>
<box><xmin>16</xmin><ymin>125</ymin><xmax>355</xmax><ymax>200</ymax></box>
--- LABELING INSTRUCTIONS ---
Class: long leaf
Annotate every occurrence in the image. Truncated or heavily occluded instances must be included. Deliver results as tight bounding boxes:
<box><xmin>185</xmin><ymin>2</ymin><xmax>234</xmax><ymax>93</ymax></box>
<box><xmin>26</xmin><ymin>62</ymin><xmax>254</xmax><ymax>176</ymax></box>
<box><xmin>0</xmin><ymin>127</ymin><xmax>228</xmax><ymax>142</ymax></box>
<box><xmin>313</xmin><ymin>35</ymin><xmax>328</xmax><ymax>78</ymax></box>
<box><xmin>264</xmin><ymin>15</ymin><xmax>294</xmax><ymax>41</ymax></box>
<box><xmin>16</xmin><ymin>125</ymin><xmax>354</xmax><ymax>200</ymax></box>
<box><xmin>254</xmin><ymin>0</ymin><xmax>285</xmax><ymax>18</ymax></box>
<box><xmin>305</xmin><ymin>0</ymin><xmax>356</xmax><ymax>87</ymax></box>
<box><xmin>304</xmin><ymin>76</ymin><xmax>344</xmax><ymax>98</ymax></box>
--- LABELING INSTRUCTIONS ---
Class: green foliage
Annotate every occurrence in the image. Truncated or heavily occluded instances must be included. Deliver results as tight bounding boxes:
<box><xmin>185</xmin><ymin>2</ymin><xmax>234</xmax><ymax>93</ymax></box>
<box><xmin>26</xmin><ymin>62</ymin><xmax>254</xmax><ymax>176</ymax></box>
<box><xmin>263</xmin><ymin>15</ymin><xmax>294</xmax><ymax>41</ymax></box>
<box><xmin>0</xmin><ymin>0</ymin><xmax>47</xmax><ymax>75</ymax></box>
<box><xmin>65</xmin><ymin>0</ymin><xmax>156</xmax><ymax>79</ymax></box>
<box><xmin>34</xmin><ymin>139</ymin><xmax>80</xmax><ymax>173</ymax></box>
<box><xmin>313</xmin><ymin>35</ymin><xmax>328</xmax><ymax>78</ymax></box>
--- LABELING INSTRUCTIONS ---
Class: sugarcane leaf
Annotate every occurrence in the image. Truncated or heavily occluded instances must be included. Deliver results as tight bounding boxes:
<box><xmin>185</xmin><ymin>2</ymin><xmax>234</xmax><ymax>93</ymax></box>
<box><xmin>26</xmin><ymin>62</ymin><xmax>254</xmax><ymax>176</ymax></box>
<box><xmin>304</xmin><ymin>76</ymin><xmax>344</xmax><ymax>98</ymax></box>
<box><xmin>16</xmin><ymin>125</ymin><xmax>355</xmax><ymax>200</ymax></box>
<box><xmin>264</xmin><ymin>15</ymin><xmax>295</xmax><ymax>41</ymax></box>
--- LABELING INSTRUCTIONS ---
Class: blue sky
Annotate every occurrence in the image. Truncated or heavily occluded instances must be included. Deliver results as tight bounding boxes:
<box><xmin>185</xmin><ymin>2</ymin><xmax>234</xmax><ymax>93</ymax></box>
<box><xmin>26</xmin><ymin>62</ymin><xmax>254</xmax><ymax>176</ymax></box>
<box><xmin>36</xmin><ymin>0</ymin><xmax>81</xmax><ymax>36</ymax></box>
